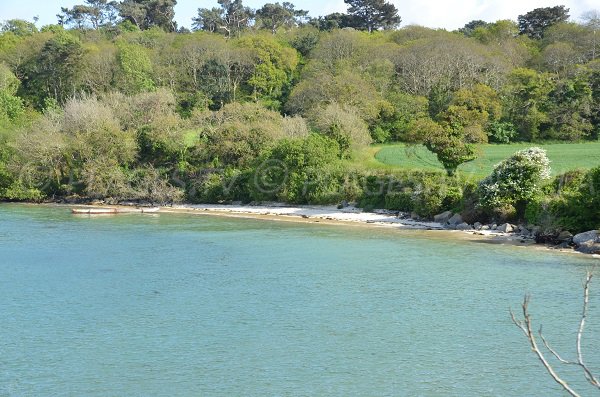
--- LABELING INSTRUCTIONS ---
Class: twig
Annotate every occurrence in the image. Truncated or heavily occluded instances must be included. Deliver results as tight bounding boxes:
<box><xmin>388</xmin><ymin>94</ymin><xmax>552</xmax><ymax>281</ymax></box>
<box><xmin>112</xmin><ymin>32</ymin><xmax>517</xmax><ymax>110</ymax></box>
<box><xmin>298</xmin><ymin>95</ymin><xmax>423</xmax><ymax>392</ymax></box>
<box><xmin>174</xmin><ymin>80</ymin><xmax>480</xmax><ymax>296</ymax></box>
<box><xmin>511</xmin><ymin>272</ymin><xmax>599</xmax><ymax>396</ymax></box>
<box><xmin>510</xmin><ymin>296</ymin><xmax>581</xmax><ymax>397</ymax></box>
<box><xmin>576</xmin><ymin>273</ymin><xmax>600</xmax><ymax>388</ymax></box>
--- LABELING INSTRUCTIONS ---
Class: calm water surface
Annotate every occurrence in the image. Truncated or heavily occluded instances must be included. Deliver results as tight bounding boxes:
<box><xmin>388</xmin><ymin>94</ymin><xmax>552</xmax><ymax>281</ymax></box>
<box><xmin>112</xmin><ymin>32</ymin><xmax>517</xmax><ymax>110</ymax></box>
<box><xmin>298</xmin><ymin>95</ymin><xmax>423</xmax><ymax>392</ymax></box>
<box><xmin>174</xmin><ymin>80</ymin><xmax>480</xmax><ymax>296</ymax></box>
<box><xmin>0</xmin><ymin>204</ymin><xmax>599</xmax><ymax>396</ymax></box>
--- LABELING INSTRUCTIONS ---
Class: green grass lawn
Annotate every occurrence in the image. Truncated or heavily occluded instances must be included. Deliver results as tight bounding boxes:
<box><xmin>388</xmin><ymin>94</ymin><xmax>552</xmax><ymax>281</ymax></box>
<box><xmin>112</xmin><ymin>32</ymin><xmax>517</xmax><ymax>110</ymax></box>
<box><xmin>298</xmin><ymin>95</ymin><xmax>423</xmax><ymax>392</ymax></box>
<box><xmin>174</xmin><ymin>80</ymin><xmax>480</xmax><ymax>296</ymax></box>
<box><xmin>372</xmin><ymin>142</ymin><xmax>600</xmax><ymax>178</ymax></box>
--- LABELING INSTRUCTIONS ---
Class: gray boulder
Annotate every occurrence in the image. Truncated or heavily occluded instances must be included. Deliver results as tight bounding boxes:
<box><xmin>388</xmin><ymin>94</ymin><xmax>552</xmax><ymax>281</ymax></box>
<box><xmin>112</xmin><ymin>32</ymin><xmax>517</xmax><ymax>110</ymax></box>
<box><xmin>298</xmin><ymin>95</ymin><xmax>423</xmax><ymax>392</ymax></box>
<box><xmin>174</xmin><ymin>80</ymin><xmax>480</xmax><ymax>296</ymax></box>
<box><xmin>573</xmin><ymin>230</ymin><xmax>599</xmax><ymax>246</ymax></box>
<box><xmin>556</xmin><ymin>231</ymin><xmax>573</xmax><ymax>243</ymax></box>
<box><xmin>480</xmin><ymin>225</ymin><xmax>490</xmax><ymax>231</ymax></box>
<box><xmin>434</xmin><ymin>211</ymin><xmax>453</xmax><ymax>224</ymax></box>
<box><xmin>498</xmin><ymin>223</ymin><xmax>514</xmax><ymax>233</ymax></box>
<box><xmin>455</xmin><ymin>222</ymin><xmax>472</xmax><ymax>230</ymax></box>
<box><xmin>473</xmin><ymin>222</ymin><xmax>482</xmax><ymax>230</ymax></box>
<box><xmin>447</xmin><ymin>213</ymin><xmax>463</xmax><ymax>226</ymax></box>
<box><xmin>576</xmin><ymin>241</ymin><xmax>600</xmax><ymax>255</ymax></box>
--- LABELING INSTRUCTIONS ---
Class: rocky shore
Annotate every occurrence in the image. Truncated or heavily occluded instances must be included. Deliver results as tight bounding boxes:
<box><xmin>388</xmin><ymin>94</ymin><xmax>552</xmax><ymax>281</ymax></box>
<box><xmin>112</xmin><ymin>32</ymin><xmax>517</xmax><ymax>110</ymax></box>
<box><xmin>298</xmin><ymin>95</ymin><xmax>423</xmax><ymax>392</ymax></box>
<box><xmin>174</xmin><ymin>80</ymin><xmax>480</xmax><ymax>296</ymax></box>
<box><xmin>432</xmin><ymin>209</ymin><xmax>599</xmax><ymax>255</ymax></box>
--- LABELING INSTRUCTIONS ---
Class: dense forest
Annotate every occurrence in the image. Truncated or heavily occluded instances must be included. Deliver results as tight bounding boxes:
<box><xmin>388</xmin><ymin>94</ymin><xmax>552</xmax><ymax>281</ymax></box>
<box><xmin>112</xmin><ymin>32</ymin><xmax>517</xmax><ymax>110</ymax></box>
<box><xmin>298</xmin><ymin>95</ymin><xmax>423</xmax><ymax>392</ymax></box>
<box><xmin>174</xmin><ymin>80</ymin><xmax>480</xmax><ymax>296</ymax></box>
<box><xmin>1</xmin><ymin>0</ymin><xmax>600</xmax><ymax>232</ymax></box>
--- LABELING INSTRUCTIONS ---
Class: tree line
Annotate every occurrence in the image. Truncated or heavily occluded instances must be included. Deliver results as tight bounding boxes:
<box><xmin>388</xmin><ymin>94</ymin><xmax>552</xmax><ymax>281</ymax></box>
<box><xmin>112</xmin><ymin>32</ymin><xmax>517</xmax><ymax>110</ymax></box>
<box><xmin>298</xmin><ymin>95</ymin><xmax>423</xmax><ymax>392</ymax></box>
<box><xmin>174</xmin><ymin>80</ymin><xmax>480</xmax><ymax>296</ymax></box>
<box><xmin>0</xmin><ymin>2</ymin><xmax>599</xmax><ymax>232</ymax></box>
<box><xmin>50</xmin><ymin>0</ymin><xmax>401</xmax><ymax>34</ymax></box>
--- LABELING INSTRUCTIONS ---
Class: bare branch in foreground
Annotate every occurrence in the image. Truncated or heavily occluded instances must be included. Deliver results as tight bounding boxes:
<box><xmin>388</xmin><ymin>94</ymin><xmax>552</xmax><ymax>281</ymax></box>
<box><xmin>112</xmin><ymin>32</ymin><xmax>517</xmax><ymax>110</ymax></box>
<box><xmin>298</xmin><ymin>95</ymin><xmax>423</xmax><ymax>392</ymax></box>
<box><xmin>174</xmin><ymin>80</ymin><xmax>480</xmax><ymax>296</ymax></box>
<box><xmin>510</xmin><ymin>272</ymin><xmax>599</xmax><ymax>397</ymax></box>
<box><xmin>510</xmin><ymin>296</ymin><xmax>581</xmax><ymax>397</ymax></box>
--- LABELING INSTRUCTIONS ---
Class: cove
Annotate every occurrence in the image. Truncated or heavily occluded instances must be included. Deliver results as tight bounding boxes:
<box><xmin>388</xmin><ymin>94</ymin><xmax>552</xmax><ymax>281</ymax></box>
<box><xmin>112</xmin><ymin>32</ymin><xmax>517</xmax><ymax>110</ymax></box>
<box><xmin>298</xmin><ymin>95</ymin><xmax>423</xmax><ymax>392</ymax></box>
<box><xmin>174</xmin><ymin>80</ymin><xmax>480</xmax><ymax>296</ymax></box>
<box><xmin>0</xmin><ymin>204</ymin><xmax>598</xmax><ymax>396</ymax></box>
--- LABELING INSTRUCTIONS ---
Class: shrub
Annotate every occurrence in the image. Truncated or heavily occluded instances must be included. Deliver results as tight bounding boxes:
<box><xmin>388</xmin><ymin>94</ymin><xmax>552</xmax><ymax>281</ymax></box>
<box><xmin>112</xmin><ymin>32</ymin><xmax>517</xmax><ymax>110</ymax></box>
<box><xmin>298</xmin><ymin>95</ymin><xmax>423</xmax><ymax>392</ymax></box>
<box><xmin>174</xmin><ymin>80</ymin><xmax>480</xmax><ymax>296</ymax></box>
<box><xmin>310</xmin><ymin>103</ymin><xmax>371</xmax><ymax>157</ymax></box>
<box><xmin>249</xmin><ymin>134</ymin><xmax>342</xmax><ymax>204</ymax></box>
<box><xmin>81</xmin><ymin>158</ymin><xmax>131</xmax><ymax>200</ymax></box>
<box><xmin>282</xmin><ymin>115</ymin><xmax>310</xmax><ymax>139</ymax></box>
<box><xmin>195</xmin><ymin>102</ymin><xmax>289</xmax><ymax>167</ymax></box>
<box><xmin>128</xmin><ymin>166</ymin><xmax>184</xmax><ymax>204</ymax></box>
<box><xmin>487</xmin><ymin>121</ymin><xmax>517</xmax><ymax>143</ymax></box>
<box><xmin>370</xmin><ymin>126</ymin><xmax>391</xmax><ymax>144</ymax></box>
<box><xmin>477</xmin><ymin>147</ymin><xmax>551</xmax><ymax>216</ymax></box>
<box><xmin>385</xmin><ymin>191</ymin><xmax>413</xmax><ymax>212</ymax></box>
<box><xmin>523</xmin><ymin>170</ymin><xmax>594</xmax><ymax>232</ymax></box>
<box><xmin>357</xmin><ymin>171</ymin><xmax>466</xmax><ymax>217</ymax></box>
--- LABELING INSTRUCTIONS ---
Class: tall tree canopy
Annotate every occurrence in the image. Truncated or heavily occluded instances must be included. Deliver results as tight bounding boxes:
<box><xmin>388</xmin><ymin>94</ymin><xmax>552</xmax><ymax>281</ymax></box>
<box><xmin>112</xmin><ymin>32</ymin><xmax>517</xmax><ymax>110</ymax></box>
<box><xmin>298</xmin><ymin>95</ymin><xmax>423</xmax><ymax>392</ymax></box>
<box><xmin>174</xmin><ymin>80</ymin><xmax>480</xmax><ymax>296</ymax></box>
<box><xmin>194</xmin><ymin>0</ymin><xmax>254</xmax><ymax>38</ymax></box>
<box><xmin>255</xmin><ymin>2</ymin><xmax>308</xmax><ymax>34</ymax></box>
<box><xmin>309</xmin><ymin>13</ymin><xmax>355</xmax><ymax>31</ymax></box>
<box><xmin>119</xmin><ymin>0</ymin><xmax>177</xmax><ymax>32</ymax></box>
<box><xmin>343</xmin><ymin>0</ymin><xmax>401</xmax><ymax>32</ymax></box>
<box><xmin>0</xmin><ymin>19</ymin><xmax>39</xmax><ymax>36</ymax></box>
<box><xmin>58</xmin><ymin>0</ymin><xmax>119</xmax><ymax>30</ymax></box>
<box><xmin>192</xmin><ymin>7</ymin><xmax>223</xmax><ymax>33</ymax></box>
<box><xmin>518</xmin><ymin>5</ymin><xmax>569</xmax><ymax>39</ymax></box>
<box><xmin>459</xmin><ymin>20</ymin><xmax>489</xmax><ymax>36</ymax></box>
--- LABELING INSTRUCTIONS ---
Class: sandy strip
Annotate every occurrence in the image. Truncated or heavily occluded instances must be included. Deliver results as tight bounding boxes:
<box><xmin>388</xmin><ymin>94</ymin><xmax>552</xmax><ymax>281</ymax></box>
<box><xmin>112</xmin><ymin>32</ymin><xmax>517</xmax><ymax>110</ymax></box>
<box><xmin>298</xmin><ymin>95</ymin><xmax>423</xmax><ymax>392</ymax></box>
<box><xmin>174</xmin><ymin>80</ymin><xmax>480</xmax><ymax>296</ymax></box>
<box><xmin>159</xmin><ymin>204</ymin><xmax>544</xmax><ymax>247</ymax></box>
<box><xmin>53</xmin><ymin>202</ymin><xmax>599</xmax><ymax>257</ymax></box>
<box><xmin>166</xmin><ymin>204</ymin><xmax>445</xmax><ymax>229</ymax></box>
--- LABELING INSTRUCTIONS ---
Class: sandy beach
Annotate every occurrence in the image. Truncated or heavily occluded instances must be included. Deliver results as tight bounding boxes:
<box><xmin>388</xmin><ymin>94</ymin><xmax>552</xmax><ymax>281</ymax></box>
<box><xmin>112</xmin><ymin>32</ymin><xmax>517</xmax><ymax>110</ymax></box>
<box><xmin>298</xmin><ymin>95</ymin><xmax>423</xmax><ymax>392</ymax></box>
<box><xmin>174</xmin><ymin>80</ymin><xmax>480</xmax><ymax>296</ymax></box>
<box><xmin>40</xmin><ymin>201</ymin><xmax>600</xmax><ymax>256</ymax></box>
<box><xmin>158</xmin><ymin>203</ymin><xmax>541</xmax><ymax>244</ymax></box>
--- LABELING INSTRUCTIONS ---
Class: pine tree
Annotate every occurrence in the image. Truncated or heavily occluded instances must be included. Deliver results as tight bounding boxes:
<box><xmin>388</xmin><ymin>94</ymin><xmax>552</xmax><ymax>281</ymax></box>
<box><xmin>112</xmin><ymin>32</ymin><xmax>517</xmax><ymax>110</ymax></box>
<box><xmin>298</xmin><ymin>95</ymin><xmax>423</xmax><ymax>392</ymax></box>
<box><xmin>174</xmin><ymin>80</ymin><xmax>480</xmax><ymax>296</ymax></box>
<box><xmin>518</xmin><ymin>5</ymin><xmax>569</xmax><ymax>39</ymax></box>
<box><xmin>343</xmin><ymin>0</ymin><xmax>401</xmax><ymax>33</ymax></box>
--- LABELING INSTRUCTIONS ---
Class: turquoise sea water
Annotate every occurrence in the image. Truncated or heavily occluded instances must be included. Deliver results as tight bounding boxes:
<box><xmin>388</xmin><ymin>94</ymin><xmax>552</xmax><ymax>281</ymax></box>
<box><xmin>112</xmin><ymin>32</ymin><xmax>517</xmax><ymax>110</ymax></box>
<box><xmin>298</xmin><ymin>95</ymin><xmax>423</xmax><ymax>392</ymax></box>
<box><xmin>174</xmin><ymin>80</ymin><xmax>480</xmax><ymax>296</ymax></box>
<box><xmin>0</xmin><ymin>204</ymin><xmax>599</xmax><ymax>396</ymax></box>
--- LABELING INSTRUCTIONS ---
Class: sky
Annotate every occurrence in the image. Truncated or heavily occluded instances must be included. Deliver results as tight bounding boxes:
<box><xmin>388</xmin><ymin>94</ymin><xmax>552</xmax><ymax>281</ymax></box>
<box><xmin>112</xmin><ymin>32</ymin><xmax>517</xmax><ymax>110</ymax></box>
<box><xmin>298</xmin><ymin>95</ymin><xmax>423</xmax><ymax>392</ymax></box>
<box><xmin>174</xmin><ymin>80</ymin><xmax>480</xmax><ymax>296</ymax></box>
<box><xmin>0</xmin><ymin>0</ymin><xmax>598</xmax><ymax>31</ymax></box>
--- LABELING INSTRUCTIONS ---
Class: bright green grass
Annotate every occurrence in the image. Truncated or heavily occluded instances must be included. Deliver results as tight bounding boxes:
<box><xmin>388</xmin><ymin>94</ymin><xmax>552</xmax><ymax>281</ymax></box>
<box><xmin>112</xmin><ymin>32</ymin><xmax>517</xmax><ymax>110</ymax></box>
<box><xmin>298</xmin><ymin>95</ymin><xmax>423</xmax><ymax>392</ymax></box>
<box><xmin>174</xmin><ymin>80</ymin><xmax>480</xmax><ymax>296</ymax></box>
<box><xmin>373</xmin><ymin>142</ymin><xmax>600</xmax><ymax>177</ymax></box>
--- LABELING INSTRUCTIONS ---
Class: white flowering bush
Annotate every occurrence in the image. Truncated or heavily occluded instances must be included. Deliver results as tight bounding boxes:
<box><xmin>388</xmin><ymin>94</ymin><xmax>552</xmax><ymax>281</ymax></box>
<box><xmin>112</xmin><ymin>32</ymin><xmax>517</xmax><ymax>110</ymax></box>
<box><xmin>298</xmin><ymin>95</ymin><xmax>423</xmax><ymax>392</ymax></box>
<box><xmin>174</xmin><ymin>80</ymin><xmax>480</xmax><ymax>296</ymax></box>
<box><xmin>477</xmin><ymin>147</ymin><xmax>551</xmax><ymax>210</ymax></box>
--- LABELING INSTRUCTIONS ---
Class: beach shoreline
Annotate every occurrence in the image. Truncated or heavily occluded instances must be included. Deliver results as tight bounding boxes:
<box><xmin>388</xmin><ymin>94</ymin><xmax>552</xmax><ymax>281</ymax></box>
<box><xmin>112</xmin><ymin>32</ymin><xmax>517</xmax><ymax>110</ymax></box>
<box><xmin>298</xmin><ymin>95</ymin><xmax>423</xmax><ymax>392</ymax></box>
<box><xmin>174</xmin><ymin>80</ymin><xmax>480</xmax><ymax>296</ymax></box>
<box><xmin>11</xmin><ymin>201</ymin><xmax>597</xmax><ymax>258</ymax></box>
<box><xmin>61</xmin><ymin>201</ymin><xmax>575</xmax><ymax>250</ymax></box>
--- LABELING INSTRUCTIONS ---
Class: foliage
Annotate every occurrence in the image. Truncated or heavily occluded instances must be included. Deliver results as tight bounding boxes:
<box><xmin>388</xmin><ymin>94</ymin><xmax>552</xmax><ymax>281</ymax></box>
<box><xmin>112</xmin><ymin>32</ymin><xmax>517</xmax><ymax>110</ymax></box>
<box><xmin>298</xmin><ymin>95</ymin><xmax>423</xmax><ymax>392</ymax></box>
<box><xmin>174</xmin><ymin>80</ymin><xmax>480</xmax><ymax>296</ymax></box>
<box><xmin>2</xmin><ymin>3</ymin><xmax>600</xmax><ymax>220</ymax></box>
<box><xmin>194</xmin><ymin>102</ymin><xmax>291</xmax><ymax>167</ymax></box>
<box><xmin>309</xmin><ymin>13</ymin><xmax>356</xmax><ymax>31</ymax></box>
<box><xmin>240</xmin><ymin>35</ymin><xmax>298</xmax><ymax>101</ymax></box>
<box><xmin>310</xmin><ymin>103</ymin><xmax>372</xmax><ymax>158</ymax></box>
<box><xmin>543</xmin><ymin>73</ymin><xmax>594</xmax><ymax>141</ymax></box>
<box><xmin>249</xmin><ymin>134</ymin><xmax>342</xmax><ymax>203</ymax></box>
<box><xmin>377</xmin><ymin>92</ymin><xmax>429</xmax><ymax>142</ymax></box>
<box><xmin>406</xmin><ymin>118</ymin><xmax>478</xmax><ymax>176</ymax></box>
<box><xmin>119</xmin><ymin>0</ymin><xmax>177</xmax><ymax>32</ymax></box>
<box><xmin>194</xmin><ymin>0</ymin><xmax>254</xmax><ymax>38</ymax></box>
<box><xmin>20</xmin><ymin>32</ymin><xmax>84</xmax><ymax>107</ymax></box>
<box><xmin>392</xmin><ymin>31</ymin><xmax>509</xmax><ymax>98</ymax></box>
<box><xmin>502</xmin><ymin>68</ymin><xmax>554</xmax><ymax>141</ymax></box>
<box><xmin>357</xmin><ymin>171</ymin><xmax>464</xmax><ymax>217</ymax></box>
<box><xmin>487</xmin><ymin>121</ymin><xmax>517</xmax><ymax>144</ymax></box>
<box><xmin>0</xmin><ymin>64</ymin><xmax>25</xmax><ymax>124</ymax></box>
<box><xmin>518</xmin><ymin>6</ymin><xmax>570</xmax><ymax>39</ymax></box>
<box><xmin>459</xmin><ymin>20</ymin><xmax>489</xmax><ymax>37</ymax></box>
<box><xmin>1</xmin><ymin>19</ymin><xmax>38</xmax><ymax>36</ymax></box>
<box><xmin>58</xmin><ymin>0</ymin><xmax>120</xmax><ymax>30</ymax></box>
<box><xmin>524</xmin><ymin>170</ymin><xmax>588</xmax><ymax>232</ymax></box>
<box><xmin>343</xmin><ymin>0</ymin><xmax>401</xmax><ymax>32</ymax></box>
<box><xmin>255</xmin><ymin>2</ymin><xmax>308</xmax><ymax>34</ymax></box>
<box><xmin>115</xmin><ymin>41</ymin><xmax>155</xmax><ymax>94</ymax></box>
<box><xmin>286</xmin><ymin>26</ymin><xmax>320</xmax><ymax>57</ymax></box>
<box><xmin>477</xmin><ymin>147</ymin><xmax>551</xmax><ymax>216</ymax></box>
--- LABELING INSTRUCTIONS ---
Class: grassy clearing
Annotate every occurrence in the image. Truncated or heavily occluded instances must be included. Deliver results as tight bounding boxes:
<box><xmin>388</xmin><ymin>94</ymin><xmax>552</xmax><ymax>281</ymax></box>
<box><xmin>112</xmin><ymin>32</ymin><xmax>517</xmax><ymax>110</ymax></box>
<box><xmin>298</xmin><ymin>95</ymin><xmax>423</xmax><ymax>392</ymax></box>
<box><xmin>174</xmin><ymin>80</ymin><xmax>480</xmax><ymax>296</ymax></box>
<box><xmin>371</xmin><ymin>142</ymin><xmax>600</xmax><ymax>178</ymax></box>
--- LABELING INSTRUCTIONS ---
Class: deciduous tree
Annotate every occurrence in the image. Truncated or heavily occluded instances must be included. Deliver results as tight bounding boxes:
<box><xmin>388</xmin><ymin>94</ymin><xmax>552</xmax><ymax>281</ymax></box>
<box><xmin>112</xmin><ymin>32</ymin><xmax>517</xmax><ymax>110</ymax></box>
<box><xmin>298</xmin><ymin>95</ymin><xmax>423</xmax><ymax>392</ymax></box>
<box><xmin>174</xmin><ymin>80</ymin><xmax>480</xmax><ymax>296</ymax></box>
<box><xmin>0</xmin><ymin>19</ymin><xmax>38</xmax><ymax>36</ymax></box>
